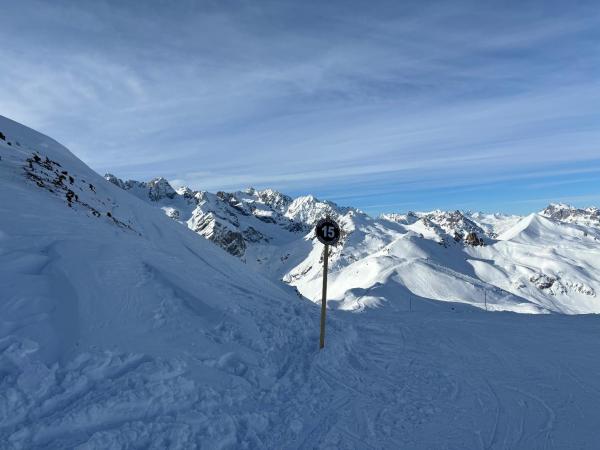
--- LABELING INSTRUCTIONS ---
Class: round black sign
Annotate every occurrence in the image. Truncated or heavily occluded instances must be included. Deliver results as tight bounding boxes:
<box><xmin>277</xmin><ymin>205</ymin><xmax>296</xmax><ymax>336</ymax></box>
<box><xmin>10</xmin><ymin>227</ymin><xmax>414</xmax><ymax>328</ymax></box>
<box><xmin>315</xmin><ymin>218</ymin><xmax>341</xmax><ymax>245</ymax></box>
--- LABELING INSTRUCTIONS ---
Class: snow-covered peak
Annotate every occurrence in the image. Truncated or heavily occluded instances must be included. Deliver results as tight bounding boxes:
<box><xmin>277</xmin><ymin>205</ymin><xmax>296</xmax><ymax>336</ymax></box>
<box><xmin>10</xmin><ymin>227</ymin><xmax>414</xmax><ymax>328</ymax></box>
<box><xmin>148</xmin><ymin>177</ymin><xmax>177</xmax><ymax>201</ymax></box>
<box><xmin>545</xmin><ymin>202</ymin><xmax>573</xmax><ymax>210</ymax></box>
<box><xmin>384</xmin><ymin>209</ymin><xmax>487</xmax><ymax>245</ymax></box>
<box><xmin>380</xmin><ymin>211</ymin><xmax>419</xmax><ymax>225</ymax></box>
<box><xmin>498</xmin><ymin>213</ymin><xmax>600</xmax><ymax>245</ymax></box>
<box><xmin>422</xmin><ymin>210</ymin><xmax>485</xmax><ymax>236</ymax></box>
<box><xmin>255</xmin><ymin>188</ymin><xmax>293</xmax><ymax>213</ymax></box>
<box><xmin>176</xmin><ymin>185</ymin><xmax>195</xmax><ymax>198</ymax></box>
<box><xmin>147</xmin><ymin>177</ymin><xmax>177</xmax><ymax>201</ymax></box>
<box><xmin>104</xmin><ymin>173</ymin><xmax>126</xmax><ymax>189</ymax></box>
<box><xmin>104</xmin><ymin>174</ymin><xmax>177</xmax><ymax>203</ymax></box>
<box><xmin>540</xmin><ymin>203</ymin><xmax>600</xmax><ymax>228</ymax></box>
<box><xmin>285</xmin><ymin>194</ymin><xmax>352</xmax><ymax>225</ymax></box>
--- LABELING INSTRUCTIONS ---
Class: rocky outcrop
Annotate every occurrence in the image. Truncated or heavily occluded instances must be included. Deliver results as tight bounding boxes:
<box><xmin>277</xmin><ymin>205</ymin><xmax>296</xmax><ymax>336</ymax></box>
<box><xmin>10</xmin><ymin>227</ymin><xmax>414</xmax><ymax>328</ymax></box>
<box><xmin>387</xmin><ymin>209</ymin><xmax>488</xmax><ymax>246</ymax></box>
<box><xmin>189</xmin><ymin>210</ymin><xmax>247</xmax><ymax>257</ymax></box>
<box><xmin>529</xmin><ymin>272</ymin><xmax>596</xmax><ymax>297</ymax></box>
<box><xmin>541</xmin><ymin>203</ymin><xmax>600</xmax><ymax>228</ymax></box>
<box><xmin>253</xmin><ymin>188</ymin><xmax>293</xmax><ymax>213</ymax></box>
<box><xmin>105</xmin><ymin>174</ymin><xmax>177</xmax><ymax>202</ymax></box>
<box><xmin>465</xmin><ymin>231</ymin><xmax>484</xmax><ymax>246</ymax></box>
<box><xmin>147</xmin><ymin>177</ymin><xmax>176</xmax><ymax>201</ymax></box>
<box><xmin>104</xmin><ymin>173</ymin><xmax>127</xmax><ymax>190</ymax></box>
<box><xmin>106</xmin><ymin>175</ymin><xmax>313</xmax><ymax>258</ymax></box>
<box><xmin>105</xmin><ymin>174</ymin><xmax>148</xmax><ymax>192</ymax></box>
<box><xmin>423</xmin><ymin>210</ymin><xmax>487</xmax><ymax>237</ymax></box>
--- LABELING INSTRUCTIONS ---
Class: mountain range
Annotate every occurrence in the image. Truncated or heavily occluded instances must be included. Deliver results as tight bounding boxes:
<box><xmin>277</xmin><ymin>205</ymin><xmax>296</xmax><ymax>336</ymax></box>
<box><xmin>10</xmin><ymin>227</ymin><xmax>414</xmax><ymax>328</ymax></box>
<box><xmin>105</xmin><ymin>173</ymin><xmax>600</xmax><ymax>314</ymax></box>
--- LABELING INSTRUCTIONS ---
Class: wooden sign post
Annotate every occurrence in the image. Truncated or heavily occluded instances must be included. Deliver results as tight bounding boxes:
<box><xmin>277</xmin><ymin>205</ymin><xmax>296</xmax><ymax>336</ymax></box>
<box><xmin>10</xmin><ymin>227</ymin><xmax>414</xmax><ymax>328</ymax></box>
<box><xmin>320</xmin><ymin>243</ymin><xmax>329</xmax><ymax>349</ymax></box>
<box><xmin>315</xmin><ymin>217</ymin><xmax>341</xmax><ymax>349</ymax></box>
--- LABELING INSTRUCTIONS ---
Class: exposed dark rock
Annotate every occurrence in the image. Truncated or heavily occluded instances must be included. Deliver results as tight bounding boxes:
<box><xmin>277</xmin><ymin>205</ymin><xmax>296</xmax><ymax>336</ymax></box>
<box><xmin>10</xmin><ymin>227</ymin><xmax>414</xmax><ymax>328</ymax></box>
<box><xmin>465</xmin><ymin>232</ymin><xmax>484</xmax><ymax>246</ymax></box>
<box><xmin>243</xmin><ymin>226</ymin><xmax>266</xmax><ymax>243</ymax></box>
<box><xmin>147</xmin><ymin>177</ymin><xmax>176</xmax><ymax>201</ymax></box>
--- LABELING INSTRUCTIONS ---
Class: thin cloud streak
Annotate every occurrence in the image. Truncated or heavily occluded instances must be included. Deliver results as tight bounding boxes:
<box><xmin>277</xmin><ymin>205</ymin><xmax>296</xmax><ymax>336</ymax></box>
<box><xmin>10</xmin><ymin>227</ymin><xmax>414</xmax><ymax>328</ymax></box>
<box><xmin>1</xmin><ymin>0</ymin><xmax>599</xmax><ymax>213</ymax></box>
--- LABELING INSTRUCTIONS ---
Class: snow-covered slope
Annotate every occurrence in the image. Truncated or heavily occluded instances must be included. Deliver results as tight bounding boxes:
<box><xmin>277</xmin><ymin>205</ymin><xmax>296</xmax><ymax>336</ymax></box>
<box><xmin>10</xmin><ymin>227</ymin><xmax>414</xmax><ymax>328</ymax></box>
<box><xmin>0</xmin><ymin>115</ymin><xmax>320</xmax><ymax>447</ymax></box>
<box><xmin>4</xmin><ymin>116</ymin><xmax>600</xmax><ymax>448</ymax></box>
<box><xmin>318</xmin><ymin>210</ymin><xmax>600</xmax><ymax>313</ymax></box>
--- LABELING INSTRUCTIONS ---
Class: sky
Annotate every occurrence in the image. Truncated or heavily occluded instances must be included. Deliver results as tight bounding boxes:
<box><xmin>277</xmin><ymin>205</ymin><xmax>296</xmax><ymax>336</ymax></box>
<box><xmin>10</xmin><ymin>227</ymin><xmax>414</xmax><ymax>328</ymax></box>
<box><xmin>1</xmin><ymin>0</ymin><xmax>599</xmax><ymax>215</ymax></box>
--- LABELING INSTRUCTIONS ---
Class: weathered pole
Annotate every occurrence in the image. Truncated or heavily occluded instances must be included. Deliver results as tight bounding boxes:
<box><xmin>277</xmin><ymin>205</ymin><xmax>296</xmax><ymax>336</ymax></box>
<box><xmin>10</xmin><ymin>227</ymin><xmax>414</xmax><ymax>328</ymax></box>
<box><xmin>319</xmin><ymin>243</ymin><xmax>329</xmax><ymax>349</ymax></box>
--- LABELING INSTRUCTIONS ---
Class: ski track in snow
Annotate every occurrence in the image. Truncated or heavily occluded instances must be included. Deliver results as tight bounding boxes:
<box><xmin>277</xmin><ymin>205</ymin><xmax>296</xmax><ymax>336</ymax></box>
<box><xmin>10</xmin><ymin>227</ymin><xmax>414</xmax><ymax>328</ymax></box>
<box><xmin>285</xmin><ymin>310</ymin><xmax>600</xmax><ymax>449</ymax></box>
<box><xmin>7</xmin><ymin>301</ymin><xmax>600</xmax><ymax>449</ymax></box>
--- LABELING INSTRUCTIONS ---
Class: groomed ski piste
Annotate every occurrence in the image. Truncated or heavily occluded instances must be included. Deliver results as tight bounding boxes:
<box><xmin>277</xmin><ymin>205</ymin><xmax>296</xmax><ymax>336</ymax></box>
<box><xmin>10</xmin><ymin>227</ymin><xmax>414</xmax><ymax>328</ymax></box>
<box><xmin>1</xmin><ymin>114</ymin><xmax>600</xmax><ymax>449</ymax></box>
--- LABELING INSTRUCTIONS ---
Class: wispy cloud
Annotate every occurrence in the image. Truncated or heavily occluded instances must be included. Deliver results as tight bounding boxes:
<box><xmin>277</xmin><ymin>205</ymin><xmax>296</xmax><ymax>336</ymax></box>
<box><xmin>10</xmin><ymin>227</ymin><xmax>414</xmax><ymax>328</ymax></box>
<box><xmin>1</xmin><ymin>0</ymin><xmax>599</xmax><ymax>213</ymax></box>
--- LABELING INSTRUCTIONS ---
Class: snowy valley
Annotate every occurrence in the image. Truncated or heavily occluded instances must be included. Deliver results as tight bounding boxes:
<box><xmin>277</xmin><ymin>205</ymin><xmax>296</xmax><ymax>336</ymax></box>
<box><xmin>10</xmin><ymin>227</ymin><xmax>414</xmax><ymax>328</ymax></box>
<box><xmin>2</xmin><ymin>114</ymin><xmax>600</xmax><ymax>449</ymax></box>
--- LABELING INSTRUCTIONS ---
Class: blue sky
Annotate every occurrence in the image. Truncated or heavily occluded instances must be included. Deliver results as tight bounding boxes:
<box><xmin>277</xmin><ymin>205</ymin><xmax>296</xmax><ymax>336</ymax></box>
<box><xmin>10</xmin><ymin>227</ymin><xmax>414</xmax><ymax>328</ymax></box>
<box><xmin>2</xmin><ymin>0</ymin><xmax>599</xmax><ymax>215</ymax></box>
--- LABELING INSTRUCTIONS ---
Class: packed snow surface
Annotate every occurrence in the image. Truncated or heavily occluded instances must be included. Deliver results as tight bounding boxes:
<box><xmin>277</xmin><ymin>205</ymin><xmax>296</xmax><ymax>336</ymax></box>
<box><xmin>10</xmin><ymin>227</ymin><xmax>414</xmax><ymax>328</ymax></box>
<box><xmin>2</xmin><ymin>115</ymin><xmax>600</xmax><ymax>448</ymax></box>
